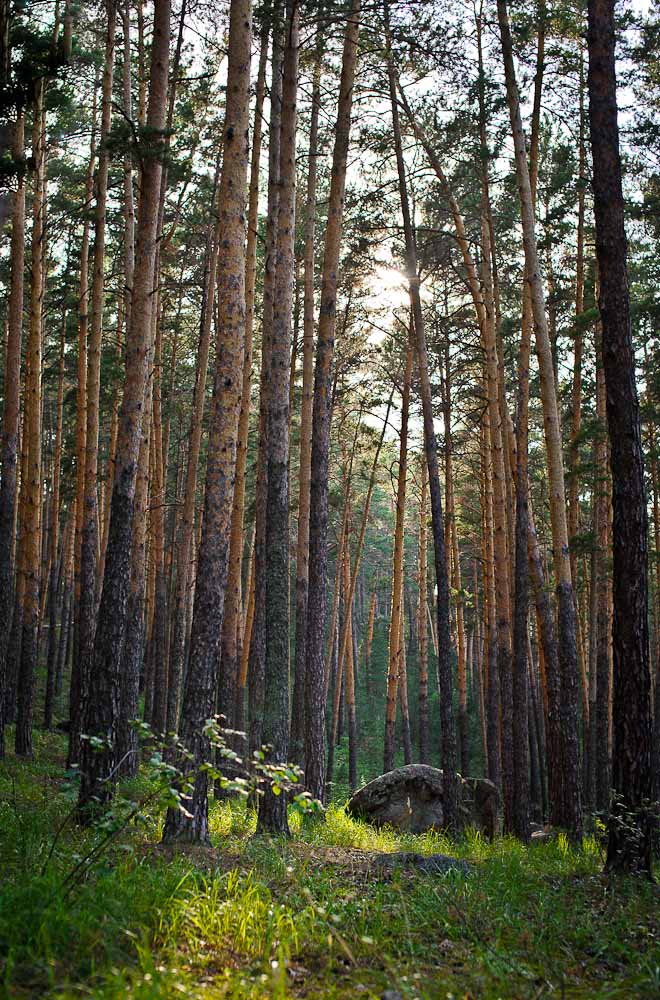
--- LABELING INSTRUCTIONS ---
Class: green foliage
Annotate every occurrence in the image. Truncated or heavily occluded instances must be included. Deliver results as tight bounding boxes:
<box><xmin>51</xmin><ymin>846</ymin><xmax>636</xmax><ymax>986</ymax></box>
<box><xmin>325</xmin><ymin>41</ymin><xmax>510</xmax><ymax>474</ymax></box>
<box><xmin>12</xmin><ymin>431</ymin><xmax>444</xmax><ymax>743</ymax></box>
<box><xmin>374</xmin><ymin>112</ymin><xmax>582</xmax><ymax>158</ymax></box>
<box><xmin>1</xmin><ymin>737</ymin><xmax>658</xmax><ymax>998</ymax></box>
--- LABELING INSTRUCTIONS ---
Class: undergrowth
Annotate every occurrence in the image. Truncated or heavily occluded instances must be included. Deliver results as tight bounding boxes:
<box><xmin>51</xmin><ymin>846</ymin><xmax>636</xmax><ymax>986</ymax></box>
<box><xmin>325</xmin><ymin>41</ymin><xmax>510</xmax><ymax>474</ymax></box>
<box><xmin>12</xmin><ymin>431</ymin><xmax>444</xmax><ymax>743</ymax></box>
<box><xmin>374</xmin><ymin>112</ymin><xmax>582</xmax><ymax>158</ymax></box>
<box><xmin>1</xmin><ymin>730</ymin><xmax>658</xmax><ymax>998</ymax></box>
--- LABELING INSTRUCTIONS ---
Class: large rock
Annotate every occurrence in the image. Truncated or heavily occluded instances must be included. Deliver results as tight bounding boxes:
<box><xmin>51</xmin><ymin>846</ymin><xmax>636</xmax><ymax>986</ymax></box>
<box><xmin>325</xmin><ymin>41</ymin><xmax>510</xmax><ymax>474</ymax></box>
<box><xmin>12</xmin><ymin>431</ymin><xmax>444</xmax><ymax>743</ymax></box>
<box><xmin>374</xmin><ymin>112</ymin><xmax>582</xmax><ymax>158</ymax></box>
<box><xmin>346</xmin><ymin>765</ymin><xmax>499</xmax><ymax>837</ymax></box>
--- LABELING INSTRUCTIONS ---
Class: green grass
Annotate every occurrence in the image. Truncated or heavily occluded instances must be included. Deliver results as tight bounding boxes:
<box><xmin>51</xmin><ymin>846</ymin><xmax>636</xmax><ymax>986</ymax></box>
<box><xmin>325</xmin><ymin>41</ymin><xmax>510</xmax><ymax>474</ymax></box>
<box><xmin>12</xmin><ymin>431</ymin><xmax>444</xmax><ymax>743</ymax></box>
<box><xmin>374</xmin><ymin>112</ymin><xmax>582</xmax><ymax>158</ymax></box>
<box><xmin>1</xmin><ymin>731</ymin><xmax>658</xmax><ymax>999</ymax></box>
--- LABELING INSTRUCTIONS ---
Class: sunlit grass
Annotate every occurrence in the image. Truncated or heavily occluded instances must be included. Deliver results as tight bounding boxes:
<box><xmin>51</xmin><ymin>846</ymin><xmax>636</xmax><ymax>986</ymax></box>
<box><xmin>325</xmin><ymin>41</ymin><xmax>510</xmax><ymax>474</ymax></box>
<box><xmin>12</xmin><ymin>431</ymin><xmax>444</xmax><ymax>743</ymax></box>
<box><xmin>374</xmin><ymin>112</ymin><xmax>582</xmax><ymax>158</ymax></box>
<box><xmin>1</xmin><ymin>734</ymin><xmax>657</xmax><ymax>999</ymax></box>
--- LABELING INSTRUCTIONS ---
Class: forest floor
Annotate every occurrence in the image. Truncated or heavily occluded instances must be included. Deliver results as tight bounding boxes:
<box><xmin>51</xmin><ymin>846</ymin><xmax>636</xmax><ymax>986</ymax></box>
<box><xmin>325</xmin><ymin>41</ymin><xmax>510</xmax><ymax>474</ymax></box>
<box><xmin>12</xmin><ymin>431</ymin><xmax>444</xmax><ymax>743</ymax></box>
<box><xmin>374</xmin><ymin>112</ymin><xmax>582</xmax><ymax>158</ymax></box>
<box><xmin>0</xmin><ymin>731</ymin><xmax>658</xmax><ymax>999</ymax></box>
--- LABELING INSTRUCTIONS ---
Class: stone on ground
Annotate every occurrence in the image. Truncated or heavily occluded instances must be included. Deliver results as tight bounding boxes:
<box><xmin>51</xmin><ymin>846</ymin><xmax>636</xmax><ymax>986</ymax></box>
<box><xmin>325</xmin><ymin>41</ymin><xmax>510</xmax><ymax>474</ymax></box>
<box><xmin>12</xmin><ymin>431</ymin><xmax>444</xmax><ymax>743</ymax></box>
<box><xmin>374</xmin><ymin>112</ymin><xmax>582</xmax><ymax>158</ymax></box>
<box><xmin>346</xmin><ymin>764</ymin><xmax>499</xmax><ymax>837</ymax></box>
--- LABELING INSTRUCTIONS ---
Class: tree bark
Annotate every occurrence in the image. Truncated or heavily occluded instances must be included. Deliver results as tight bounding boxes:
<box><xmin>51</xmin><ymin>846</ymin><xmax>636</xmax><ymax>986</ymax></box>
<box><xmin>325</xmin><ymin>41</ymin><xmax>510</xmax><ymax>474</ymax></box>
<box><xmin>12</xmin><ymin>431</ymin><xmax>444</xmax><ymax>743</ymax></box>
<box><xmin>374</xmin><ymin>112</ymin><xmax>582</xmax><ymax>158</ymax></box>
<box><xmin>304</xmin><ymin>1</ymin><xmax>361</xmax><ymax>804</ymax></box>
<box><xmin>480</xmin><ymin>213</ymin><xmax>514</xmax><ymax>825</ymax></box>
<box><xmin>442</xmin><ymin>341</ymin><xmax>468</xmax><ymax>775</ymax></box>
<box><xmin>587</xmin><ymin>0</ymin><xmax>654</xmax><ymax>874</ymax></box>
<box><xmin>166</xmin><ymin>162</ymin><xmax>222</xmax><ymax>733</ymax></box>
<box><xmin>78</xmin><ymin>0</ymin><xmax>171</xmax><ymax>818</ymax></box>
<box><xmin>68</xmin><ymin>82</ymin><xmax>98</xmax><ymax>769</ymax></box>
<box><xmin>217</xmin><ymin>23</ymin><xmax>268</xmax><ymax>741</ymax></box>
<box><xmin>162</xmin><ymin>0</ymin><xmax>252</xmax><ymax>845</ymax></box>
<box><xmin>43</xmin><ymin>314</ymin><xmax>66</xmax><ymax>729</ymax></box>
<box><xmin>257</xmin><ymin>0</ymin><xmax>299</xmax><ymax>836</ymax></box>
<box><xmin>497</xmin><ymin>0</ymin><xmax>582</xmax><ymax>841</ymax></box>
<box><xmin>417</xmin><ymin>458</ymin><xmax>429</xmax><ymax>764</ymax></box>
<box><xmin>384</xmin><ymin>341</ymin><xmax>411</xmax><ymax>773</ymax></box>
<box><xmin>291</xmin><ymin>23</ymin><xmax>323</xmax><ymax>763</ymax></box>
<box><xmin>385</xmin><ymin>8</ymin><xmax>457</xmax><ymax>824</ymax></box>
<box><xmin>248</xmin><ymin>19</ymin><xmax>283</xmax><ymax>766</ymax></box>
<box><xmin>78</xmin><ymin>0</ymin><xmax>117</xmax><ymax>721</ymax></box>
<box><xmin>0</xmin><ymin>112</ymin><xmax>25</xmax><ymax>756</ymax></box>
<box><xmin>15</xmin><ymin>82</ymin><xmax>45</xmax><ymax>757</ymax></box>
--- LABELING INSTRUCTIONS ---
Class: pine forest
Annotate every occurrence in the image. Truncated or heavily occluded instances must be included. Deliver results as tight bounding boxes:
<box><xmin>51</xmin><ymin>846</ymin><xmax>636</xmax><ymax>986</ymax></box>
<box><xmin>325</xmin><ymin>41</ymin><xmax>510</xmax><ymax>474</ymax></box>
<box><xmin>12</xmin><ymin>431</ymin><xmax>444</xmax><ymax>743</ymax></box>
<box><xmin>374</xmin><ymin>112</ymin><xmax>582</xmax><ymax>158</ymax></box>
<box><xmin>0</xmin><ymin>0</ymin><xmax>659</xmax><ymax>997</ymax></box>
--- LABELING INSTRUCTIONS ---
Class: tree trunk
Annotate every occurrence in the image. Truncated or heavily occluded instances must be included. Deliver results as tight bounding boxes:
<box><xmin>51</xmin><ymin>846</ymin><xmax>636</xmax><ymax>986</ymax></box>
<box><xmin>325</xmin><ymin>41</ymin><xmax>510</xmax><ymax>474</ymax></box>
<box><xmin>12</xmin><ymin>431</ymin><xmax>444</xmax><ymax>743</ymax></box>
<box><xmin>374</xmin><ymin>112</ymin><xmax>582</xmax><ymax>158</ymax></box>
<box><xmin>588</xmin><ymin>0</ymin><xmax>654</xmax><ymax>874</ymax></box>
<box><xmin>234</xmin><ymin>530</ymin><xmax>256</xmax><ymax>734</ymax></box>
<box><xmin>248</xmin><ymin>20</ymin><xmax>283</xmax><ymax>766</ymax></box>
<box><xmin>0</xmin><ymin>112</ymin><xmax>25</xmax><ymax>755</ymax></box>
<box><xmin>78</xmin><ymin>0</ymin><xmax>171</xmax><ymax>818</ymax></box>
<box><xmin>343</xmin><ymin>548</ymin><xmax>358</xmax><ymax>789</ymax></box>
<box><xmin>15</xmin><ymin>82</ymin><xmax>45</xmax><ymax>757</ymax></box>
<box><xmin>384</xmin><ymin>3</ymin><xmax>457</xmax><ymax>825</ymax></box>
<box><xmin>480</xmin><ymin>213</ymin><xmax>514</xmax><ymax>825</ymax></box>
<box><xmin>417</xmin><ymin>458</ymin><xmax>429</xmax><ymax>763</ymax></box>
<box><xmin>512</xmin><ymin>282</ymin><xmax>531</xmax><ymax>842</ymax></box>
<box><xmin>117</xmin><ymin>332</ymin><xmax>154</xmax><ymax>776</ymax></box>
<box><xmin>291</xmin><ymin>24</ymin><xmax>323</xmax><ymax>763</ymax></box>
<box><xmin>482</xmin><ymin>411</ymin><xmax>501</xmax><ymax>792</ymax></box>
<box><xmin>442</xmin><ymin>342</ymin><xmax>468</xmax><ymax>775</ymax></box>
<box><xmin>78</xmin><ymin>0</ymin><xmax>117</xmax><ymax>722</ymax></box>
<box><xmin>364</xmin><ymin>588</ymin><xmax>376</xmax><ymax>702</ymax></box>
<box><xmin>166</xmin><ymin>164</ymin><xmax>222</xmax><ymax>733</ymax></box>
<box><xmin>43</xmin><ymin>315</ymin><xmax>66</xmax><ymax>729</ymax></box>
<box><xmin>384</xmin><ymin>342</ymin><xmax>411</xmax><ymax>773</ymax></box>
<box><xmin>304</xmin><ymin>0</ymin><xmax>361</xmax><ymax>804</ymax></box>
<box><xmin>68</xmin><ymin>82</ymin><xmax>98</xmax><ymax>769</ymax></box>
<box><xmin>398</xmin><ymin>600</ymin><xmax>413</xmax><ymax>766</ymax></box>
<box><xmin>257</xmin><ymin>0</ymin><xmax>299</xmax><ymax>837</ymax></box>
<box><xmin>162</xmin><ymin>0</ymin><xmax>252</xmax><ymax>845</ymax></box>
<box><xmin>497</xmin><ymin>0</ymin><xmax>582</xmax><ymax>841</ymax></box>
<box><xmin>217</xmin><ymin>23</ymin><xmax>268</xmax><ymax>742</ymax></box>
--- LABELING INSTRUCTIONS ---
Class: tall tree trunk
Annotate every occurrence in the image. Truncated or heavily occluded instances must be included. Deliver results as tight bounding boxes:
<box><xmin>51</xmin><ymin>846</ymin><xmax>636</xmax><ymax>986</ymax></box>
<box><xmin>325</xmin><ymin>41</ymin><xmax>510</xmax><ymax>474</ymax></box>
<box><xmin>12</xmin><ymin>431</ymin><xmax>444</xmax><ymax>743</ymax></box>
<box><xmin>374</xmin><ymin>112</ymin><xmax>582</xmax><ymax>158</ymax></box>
<box><xmin>364</xmin><ymin>587</ymin><xmax>376</xmax><ymax>700</ymax></box>
<box><xmin>384</xmin><ymin>341</ymin><xmax>411</xmax><ymax>773</ymax></box>
<box><xmin>324</xmin><ymin>429</ymin><xmax>356</xmax><ymax>792</ymax></box>
<box><xmin>162</xmin><ymin>0</ymin><xmax>252</xmax><ymax>845</ymax></box>
<box><xmin>594</xmin><ymin>317</ymin><xmax>611</xmax><ymax>812</ymax></box>
<box><xmin>497</xmin><ymin>0</ymin><xmax>582</xmax><ymax>841</ymax></box>
<box><xmin>482</xmin><ymin>410</ymin><xmax>501</xmax><ymax>793</ymax></box>
<box><xmin>587</xmin><ymin>0</ymin><xmax>653</xmax><ymax>874</ymax></box>
<box><xmin>442</xmin><ymin>342</ymin><xmax>468</xmax><ymax>775</ymax></box>
<box><xmin>55</xmin><ymin>526</ymin><xmax>75</xmax><ymax>711</ymax></box>
<box><xmin>217</xmin><ymin>23</ymin><xmax>268</xmax><ymax>742</ymax></box>
<box><xmin>78</xmin><ymin>0</ymin><xmax>117</xmax><ymax>718</ymax></box>
<box><xmin>166</xmin><ymin>162</ymin><xmax>222</xmax><ymax>733</ymax></box>
<box><xmin>480</xmin><ymin>214</ymin><xmax>514</xmax><ymax>825</ymax></box>
<box><xmin>512</xmin><ymin>280</ymin><xmax>531</xmax><ymax>842</ymax></box>
<box><xmin>248</xmin><ymin>20</ymin><xmax>283</xmax><ymax>765</ymax></box>
<box><xmin>117</xmin><ymin>378</ymin><xmax>152</xmax><ymax>777</ymax></box>
<box><xmin>145</xmin><ymin>0</ymin><xmax>188</xmax><ymax>734</ymax></box>
<box><xmin>78</xmin><ymin>0</ymin><xmax>171</xmax><ymax>818</ymax></box>
<box><xmin>417</xmin><ymin>458</ymin><xmax>429</xmax><ymax>763</ymax></box>
<box><xmin>343</xmin><ymin>547</ymin><xmax>358</xmax><ymax>789</ymax></box>
<box><xmin>384</xmin><ymin>2</ymin><xmax>457</xmax><ymax>824</ymax></box>
<box><xmin>291</xmin><ymin>24</ymin><xmax>323</xmax><ymax>763</ymax></box>
<box><xmin>149</xmin><ymin>312</ymin><xmax>168</xmax><ymax>733</ymax></box>
<box><xmin>234</xmin><ymin>530</ymin><xmax>256</xmax><ymax>733</ymax></box>
<box><xmin>68</xmin><ymin>81</ymin><xmax>98</xmax><ymax>769</ymax></box>
<box><xmin>568</xmin><ymin>48</ymin><xmax>587</xmax><ymax>592</ymax></box>
<box><xmin>644</xmin><ymin>342</ymin><xmax>660</xmax><ymax>804</ymax></box>
<box><xmin>15</xmin><ymin>82</ymin><xmax>45</xmax><ymax>757</ymax></box>
<box><xmin>257</xmin><ymin>0</ymin><xmax>299</xmax><ymax>836</ymax></box>
<box><xmin>398</xmin><ymin>600</ymin><xmax>413</xmax><ymax>765</ymax></box>
<box><xmin>43</xmin><ymin>314</ymin><xmax>66</xmax><ymax>728</ymax></box>
<box><xmin>304</xmin><ymin>1</ymin><xmax>361</xmax><ymax>804</ymax></box>
<box><xmin>0</xmin><ymin>112</ymin><xmax>25</xmax><ymax>755</ymax></box>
